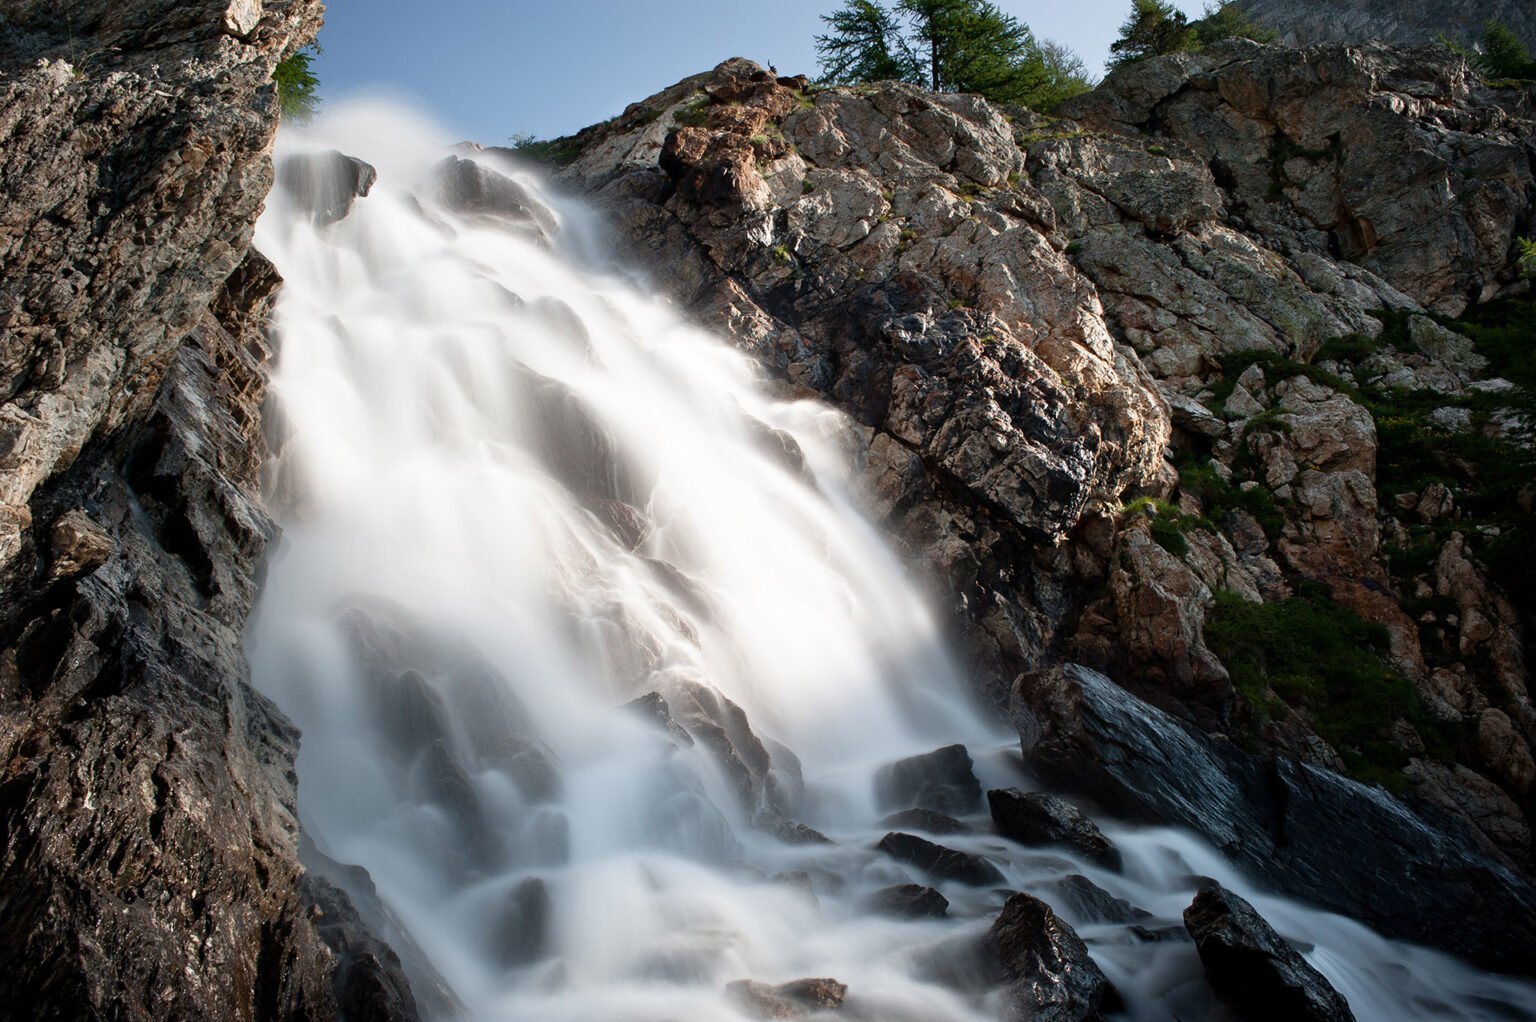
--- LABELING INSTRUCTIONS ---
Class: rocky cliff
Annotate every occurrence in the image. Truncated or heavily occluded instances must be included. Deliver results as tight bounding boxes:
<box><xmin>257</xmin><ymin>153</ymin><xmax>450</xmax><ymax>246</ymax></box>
<box><xmin>1238</xmin><ymin>0</ymin><xmax>1536</xmax><ymax>51</ymax></box>
<box><xmin>0</xmin><ymin>2</ymin><xmax>415</xmax><ymax>1018</ymax></box>
<box><xmin>533</xmin><ymin>42</ymin><xmax>1536</xmax><ymax>968</ymax></box>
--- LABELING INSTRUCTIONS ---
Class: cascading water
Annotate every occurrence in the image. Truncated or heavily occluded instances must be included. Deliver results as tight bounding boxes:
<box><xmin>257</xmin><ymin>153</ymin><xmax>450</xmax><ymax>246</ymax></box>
<box><xmin>249</xmin><ymin>102</ymin><xmax>1536</xmax><ymax>1022</ymax></box>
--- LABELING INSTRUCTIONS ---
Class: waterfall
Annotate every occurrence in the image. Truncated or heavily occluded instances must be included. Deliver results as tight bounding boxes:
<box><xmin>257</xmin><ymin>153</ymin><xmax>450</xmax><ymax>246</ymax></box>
<box><xmin>248</xmin><ymin>101</ymin><xmax>1536</xmax><ymax>1022</ymax></box>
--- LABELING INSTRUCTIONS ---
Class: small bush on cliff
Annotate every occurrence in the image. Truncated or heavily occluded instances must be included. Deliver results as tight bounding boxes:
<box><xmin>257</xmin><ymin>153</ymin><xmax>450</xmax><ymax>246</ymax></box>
<box><xmin>273</xmin><ymin>45</ymin><xmax>321</xmax><ymax>122</ymax></box>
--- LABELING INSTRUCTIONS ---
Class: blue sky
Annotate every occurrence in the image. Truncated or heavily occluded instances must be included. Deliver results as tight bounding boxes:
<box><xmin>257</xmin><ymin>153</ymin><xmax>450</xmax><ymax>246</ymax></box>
<box><xmin>309</xmin><ymin>0</ymin><xmax>1210</xmax><ymax>143</ymax></box>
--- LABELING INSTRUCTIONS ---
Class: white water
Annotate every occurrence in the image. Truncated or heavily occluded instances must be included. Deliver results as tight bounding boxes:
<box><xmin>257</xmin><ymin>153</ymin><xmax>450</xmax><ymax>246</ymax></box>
<box><xmin>249</xmin><ymin>101</ymin><xmax>1536</xmax><ymax>1022</ymax></box>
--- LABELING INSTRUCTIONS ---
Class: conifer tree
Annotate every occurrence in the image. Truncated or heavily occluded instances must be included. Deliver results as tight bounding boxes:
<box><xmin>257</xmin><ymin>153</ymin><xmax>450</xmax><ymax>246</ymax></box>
<box><xmin>1108</xmin><ymin>0</ymin><xmax>1198</xmax><ymax>68</ymax></box>
<box><xmin>815</xmin><ymin>0</ymin><xmax>916</xmax><ymax>85</ymax></box>
<box><xmin>815</xmin><ymin>0</ymin><xmax>1088</xmax><ymax>110</ymax></box>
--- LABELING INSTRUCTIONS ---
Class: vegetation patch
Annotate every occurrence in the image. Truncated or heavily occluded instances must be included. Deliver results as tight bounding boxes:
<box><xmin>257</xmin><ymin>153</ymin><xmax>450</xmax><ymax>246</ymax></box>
<box><xmin>1205</xmin><ymin>583</ymin><xmax>1457</xmax><ymax>790</ymax></box>
<box><xmin>1120</xmin><ymin>495</ymin><xmax>1208</xmax><ymax>557</ymax></box>
<box><xmin>1173</xmin><ymin>453</ymin><xmax>1284</xmax><ymax>540</ymax></box>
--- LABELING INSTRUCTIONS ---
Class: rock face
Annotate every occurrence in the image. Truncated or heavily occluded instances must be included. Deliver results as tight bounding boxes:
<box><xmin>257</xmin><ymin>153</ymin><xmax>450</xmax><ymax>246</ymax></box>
<box><xmin>1237</xmin><ymin>0</ymin><xmax>1536</xmax><ymax>50</ymax></box>
<box><xmin>0</xmin><ymin>1</ymin><xmax>414</xmax><ymax>1018</ymax></box>
<box><xmin>1012</xmin><ymin>664</ymin><xmax>1536</xmax><ymax>972</ymax></box>
<box><xmin>1184</xmin><ymin>882</ymin><xmax>1356</xmax><ymax>1022</ymax></box>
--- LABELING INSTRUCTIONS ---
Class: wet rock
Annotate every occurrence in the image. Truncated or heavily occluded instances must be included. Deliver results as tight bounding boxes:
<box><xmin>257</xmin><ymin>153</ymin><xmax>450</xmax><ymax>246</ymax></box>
<box><xmin>304</xmin><ymin>873</ymin><xmax>423</xmax><ymax>1022</ymax></box>
<box><xmin>1184</xmin><ymin>882</ymin><xmax>1356</xmax><ymax>1022</ymax></box>
<box><xmin>987</xmin><ymin>788</ymin><xmax>1120</xmax><ymax>870</ymax></box>
<box><xmin>878</xmin><ymin>807</ymin><xmax>969</xmax><ymax>835</ymax></box>
<box><xmin>0</xmin><ymin>0</ymin><xmax>420</xmax><ymax>1011</ymax></box>
<box><xmin>726</xmin><ymin>977</ymin><xmax>848</xmax><ymax>1018</ymax></box>
<box><xmin>434</xmin><ymin>155</ymin><xmax>539</xmax><ymax>228</ymax></box>
<box><xmin>877</xmin><ymin>832</ymin><xmax>1005</xmax><ymax>887</ymax></box>
<box><xmin>874</xmin><ymin>744</ymin><xmax>983</xmax><ymax>815</ymax></box>
<box><xmin>867</xmin><ymin>883</ymin><xmax>950</xmax><ymax>919</ymax></box>
<box><xmin>985</xmin><ymin>892</ymin><xmax>1114</xmax><ymax>1022</ymax></box>
<box><xmin>1039</xmin><ymin>875</ymin><xmax>1151</xmax><ymax>926</ymax></box>
<box><xmin>278</xmin><ymin>150</ymin><xmax>378</xmax><ymax>226</ymax></box>
<box><xmin>1012</xmin><ymin>663</ymin><xmax>1536</xmax><ymax>972</ymax></box>
<box><xmin>490</xmin><ymin>877</ymin><xmax>551</xmax><ymax>968</ymax></box>
<box><xmin>622</xmin><ymin>691</ymin><xmax>695</xmax><ymax>747</ymax></box>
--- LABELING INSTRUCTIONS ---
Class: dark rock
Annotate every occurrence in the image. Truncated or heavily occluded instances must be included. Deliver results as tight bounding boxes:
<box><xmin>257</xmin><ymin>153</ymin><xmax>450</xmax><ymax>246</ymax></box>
<box><xmin>876</xmin><ymin>832</ymin><xmax>1005</xmax><ymax>887</ymax></box>
<box><xmin>878</xmin><ymin>807</ymin><xmax>969</xmax><ymax>835</ymax></box>
<box><xmin>986</xmin><ymin>892</ymin><xmax>1113</xmax><ymax>1022</ymax></box>
<box><xmin>1184</xmin><ymin>882</ymin><xmax>1356</xmax><ymax>1022</ymax></box>
<box><xmin>434</xmin><ymin>155</ymin><xmax>536</xmax><ymax>225</ymax></box>
<box><xmin>1040</xmin><ymin>875</ymin><xmax>1151</xmax><ymax>926</ymax></box>
<box><xmin>278</xmin><ymin>150</ymin><xmax>377</xmax><ymax>226</ymax></box>
<box><xmin>622</xmin><ymin>691</ymin><xmax>694</xmax><ymax>747</ymax></box>
<box><xmin>875</xmin><ymin>744</ymin><xmax>983</xmax><ymax>815</ymax></box>
<box><xmin>1012</xmin><ymin>664</ymin><xmax>1536</xmax><ymax>973</ymax></box>
<box><xmin>490</xmin><ymin>877</ymin><xmax>552</xmax><ymax>968</ymax></box>
<box><xmin>304</xmin><ymin>873</ymin><xmax>422</xmax><ymax>1022</ymax></box>
<box><xmin>987</xmin><ymin>788</ymin><xmax>1121</xmax><ymax>870</ymax></box>
<box><xmin>866</xmin><ymin>883</ymin><xmax>950</xmax><ymax>919</ymax></box>
<box><xmin>726</xmin><ymin>977</ymin><xmax>848</xmax><ymax>1018</ymax></box>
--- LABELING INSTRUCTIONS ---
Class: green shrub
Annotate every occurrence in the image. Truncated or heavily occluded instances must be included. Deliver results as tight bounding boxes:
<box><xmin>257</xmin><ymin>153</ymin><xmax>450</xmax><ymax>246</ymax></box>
<box><xmin>273</xmin><ymin>45</ymin><xmax>321</xmax><ymax>121</ymax></box>
<box><xmin>1205</xmin><ymin>583</ymin><xmax>1452</xmax><ymax>788</ymax></box>
<box><xmin>1121</xmin><ymin>495</ymin><xmax>1208</xmax><ymax>556</ymax></box>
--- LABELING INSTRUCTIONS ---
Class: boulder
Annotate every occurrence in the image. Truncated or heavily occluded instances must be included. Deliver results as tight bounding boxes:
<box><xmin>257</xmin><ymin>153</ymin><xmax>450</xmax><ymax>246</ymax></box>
<box><xmin>987</xmin><ymin>788</ymin><xmax>1120</xmax><ymax>870</ymax></box>
<box><xmin>1039</xmin><ymin>875</ymin><xmax>1150</xmax><ymax>927</ymax></box>
<box><xmin>726</xmin><ymin>978</ymin><xmax>847</xmax><ymax>1018</ymax></box>
<box><xmin>278</xmin><ymin>150</ymin><xmax>378</xmax><ymax>226</ymax></box>
<box><xmin>866</xmin><ymin>883</ymin><xmax>950</xmax><ymax>919</ymax></box>
<box><xmin>876</xmin><ymin>832</ymin><xmax>1005</xmax><ymax>887</ymax></box>
<box><xmin>878</xmin><ymin>807</ymin><xmax>969</xmax><ymax>835</ymax></box>
<box><xmin>986</xmin><ymin>893</ymin><xmax>1114</xmax><ymax>1022</ymax></box>
<box><xmin>1183</xmin><ymin>882</ymin><xmax>1356</xmax><ymax>1022</ymax></box>
<box><xmin>874</xmin><ymin>744</ymin><xmax>983</xmax><ymax>815</ymax></box>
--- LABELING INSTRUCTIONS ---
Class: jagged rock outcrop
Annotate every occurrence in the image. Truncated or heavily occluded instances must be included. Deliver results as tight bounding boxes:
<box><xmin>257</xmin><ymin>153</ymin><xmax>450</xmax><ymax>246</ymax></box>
<box><xmin>1237</xmin><ymin>0</ymin><xmax>1536</xmax><ymax>51</ymax></box>
<box><xmin>0</xmin><ymin>1</ymin><xmax>416</xmax><ymax>1018</ymax></box>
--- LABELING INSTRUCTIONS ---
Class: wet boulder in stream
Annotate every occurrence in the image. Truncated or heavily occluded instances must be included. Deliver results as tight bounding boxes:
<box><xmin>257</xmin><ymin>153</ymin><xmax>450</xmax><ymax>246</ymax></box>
<box><xmin>726</xmin><ymin>977</ymin><xmax>848</xmax><ymax>1018</ymax></box>
<box><xmin>867</xmin><ymin>883</ymin><xmax>950</xmax><ymax>919</ymax></box>
<box><xmin>875</xmin><ymin>744</ymin><xmax>983</xmax><ymax>815</ymax></box>
<box><xmin>987</xmin><ymin>788</ymin><xmax>1121</xmax><ymax>870</ymax></box>
<box><xmin>877</xmin><ymin>832</ymin><xmax>1005</xmax><ymax>886</ymax></box>
<box><xmin>278</xmin><ymin>149</ymin><xmax>377</xmax><ymax>226</ymax></box>
<box><xmin>985</xmin><ymin>892</ymin><xmax>1115</xmax><ymax>1022</ymax></box>
<box><xmin>1184</xmin><ymin>882</ymin><xmax>1356</xmax><ymax>1022</ymax></box>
